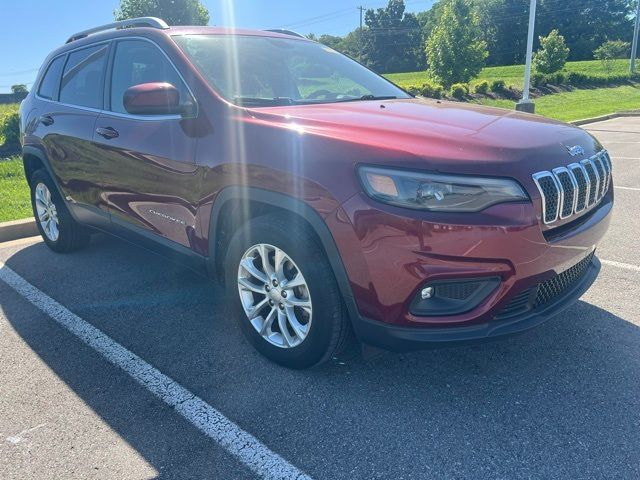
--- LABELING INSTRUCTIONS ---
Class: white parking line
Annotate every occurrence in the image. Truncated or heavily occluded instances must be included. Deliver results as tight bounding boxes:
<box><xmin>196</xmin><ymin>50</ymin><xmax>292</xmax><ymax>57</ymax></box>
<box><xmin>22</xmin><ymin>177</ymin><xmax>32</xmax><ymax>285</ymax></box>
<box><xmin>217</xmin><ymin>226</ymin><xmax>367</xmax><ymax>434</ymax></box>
<box><xmin>601</xmin><ymin>259</ymin><xmax>640</xmax><ymax>273</ymax></box>
<box><xmin>615</xmin><ymin>186</ymin><xmax>640</xmax><ymax>191</ymax></box>
<box><xmin>0</xmin><ymin>262</ymin><xmax>311</xmax><ymax>480</ymax></box>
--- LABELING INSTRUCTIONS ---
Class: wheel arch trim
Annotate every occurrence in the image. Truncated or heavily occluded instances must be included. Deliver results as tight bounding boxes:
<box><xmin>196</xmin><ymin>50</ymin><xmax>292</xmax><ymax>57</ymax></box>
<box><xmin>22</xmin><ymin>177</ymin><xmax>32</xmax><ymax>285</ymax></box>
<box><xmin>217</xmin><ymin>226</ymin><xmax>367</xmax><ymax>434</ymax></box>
<box><xmin>207</xmin><ymin>186</ymin><xmax>359</xmax><ymax>321</ymax></box>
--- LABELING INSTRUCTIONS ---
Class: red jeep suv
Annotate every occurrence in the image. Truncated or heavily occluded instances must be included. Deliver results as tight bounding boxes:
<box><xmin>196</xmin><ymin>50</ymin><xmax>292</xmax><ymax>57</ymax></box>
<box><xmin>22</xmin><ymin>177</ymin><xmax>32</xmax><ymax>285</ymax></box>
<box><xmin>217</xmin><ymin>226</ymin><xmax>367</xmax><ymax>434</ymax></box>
<box><xmin>20</xmin><ymin>18</ymin><xmax>613</xmax><ymax>368</ymax></box>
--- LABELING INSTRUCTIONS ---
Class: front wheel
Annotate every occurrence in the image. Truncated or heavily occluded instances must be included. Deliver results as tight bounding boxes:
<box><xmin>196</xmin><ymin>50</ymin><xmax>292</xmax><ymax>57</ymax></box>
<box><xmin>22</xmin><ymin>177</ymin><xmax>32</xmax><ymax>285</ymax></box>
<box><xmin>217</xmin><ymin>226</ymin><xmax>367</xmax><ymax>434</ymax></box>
<box><xmin>225</xmin><ymin>213</ymin><xmax>350</xmax><ymax>369</ymax></box>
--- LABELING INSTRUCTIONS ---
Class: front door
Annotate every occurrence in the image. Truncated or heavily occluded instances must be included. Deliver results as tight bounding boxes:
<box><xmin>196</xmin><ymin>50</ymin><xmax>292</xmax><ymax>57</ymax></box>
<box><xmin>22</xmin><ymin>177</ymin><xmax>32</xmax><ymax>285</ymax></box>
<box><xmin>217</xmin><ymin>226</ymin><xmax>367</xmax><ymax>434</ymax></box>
<box><xmin>93</xmin><ymin>38</ymin><xmax>200</xmax><ymax>249</ymax></box>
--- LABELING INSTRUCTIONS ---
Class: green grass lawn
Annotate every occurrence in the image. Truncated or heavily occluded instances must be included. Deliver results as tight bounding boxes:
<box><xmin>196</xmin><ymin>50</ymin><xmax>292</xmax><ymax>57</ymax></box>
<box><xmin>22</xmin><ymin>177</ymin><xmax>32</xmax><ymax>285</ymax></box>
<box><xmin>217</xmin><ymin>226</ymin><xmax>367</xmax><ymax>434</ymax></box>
<box><xmin>385</xmin><ymin>59</ymin><xmax>632</xmax><ymax>89</ymax></box>
<box><xmin>473</xmin><ymin>84</ymin><xmax>640</xmax><ymax>122</ymax></box>
<box><xmin>0</xmin><ymin>155</ymin><xmax>31</xmax><ymax>223</ymax></box>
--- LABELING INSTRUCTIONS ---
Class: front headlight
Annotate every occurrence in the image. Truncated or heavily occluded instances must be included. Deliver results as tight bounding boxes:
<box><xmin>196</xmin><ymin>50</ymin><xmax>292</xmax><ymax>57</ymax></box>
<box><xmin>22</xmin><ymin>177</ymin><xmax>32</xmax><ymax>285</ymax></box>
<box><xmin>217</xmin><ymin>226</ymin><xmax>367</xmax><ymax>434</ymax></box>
<box><xmin>358</xmin><ymin>166</ymin><xmax>529</xmax><ymax>212</ymax></box>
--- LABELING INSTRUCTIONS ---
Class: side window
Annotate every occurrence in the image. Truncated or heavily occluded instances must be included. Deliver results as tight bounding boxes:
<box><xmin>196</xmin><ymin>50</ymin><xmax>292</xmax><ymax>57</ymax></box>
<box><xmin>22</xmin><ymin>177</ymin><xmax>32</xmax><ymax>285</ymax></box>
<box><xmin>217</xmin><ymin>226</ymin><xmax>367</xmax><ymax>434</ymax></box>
<box><xmin>110</xmin><ymin>39</ymin><xmax>192</xmax><ymax>114</ymax></box>
<box><xmin>38</xmin><ymin>56</ymin><xmax>65</xmax><ymax>100</ymax></box>
<box><xmin>59</xmin><ymin>44</ymin><xmax>109</xmax><ymax>109</ymax></box>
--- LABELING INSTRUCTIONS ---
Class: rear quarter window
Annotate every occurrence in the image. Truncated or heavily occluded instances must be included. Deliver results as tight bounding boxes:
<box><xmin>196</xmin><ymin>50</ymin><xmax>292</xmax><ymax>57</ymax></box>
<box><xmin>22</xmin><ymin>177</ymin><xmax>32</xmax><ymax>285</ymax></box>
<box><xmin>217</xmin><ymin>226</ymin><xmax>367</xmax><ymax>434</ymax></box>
<box><xmin>38</xmin><ymin>56</ymin><xmax>65</xmax><ymax>100</ymax></box>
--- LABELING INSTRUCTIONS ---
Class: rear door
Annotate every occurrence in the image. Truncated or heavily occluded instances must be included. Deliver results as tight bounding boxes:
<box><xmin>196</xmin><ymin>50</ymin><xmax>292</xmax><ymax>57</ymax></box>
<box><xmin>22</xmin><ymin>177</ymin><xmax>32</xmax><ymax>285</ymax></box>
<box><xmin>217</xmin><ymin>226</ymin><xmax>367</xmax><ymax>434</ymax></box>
<box><xmin>94</xmin><ymin>38</ymin><xmax>199</xmax><ymax>249</ymax></box>
<box><xmin>35</xmin><ymin>43</ymin><xmax>110</xmax><ymax>224</ymax></box>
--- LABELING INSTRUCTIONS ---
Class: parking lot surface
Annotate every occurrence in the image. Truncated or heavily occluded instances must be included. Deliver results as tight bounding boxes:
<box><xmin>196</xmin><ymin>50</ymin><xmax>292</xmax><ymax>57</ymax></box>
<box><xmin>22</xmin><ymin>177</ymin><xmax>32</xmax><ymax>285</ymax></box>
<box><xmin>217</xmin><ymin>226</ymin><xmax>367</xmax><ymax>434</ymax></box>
<box><xmin>1</xmin><ymin>116</ymin><xmax>639</xmax><ymax>479</ymax></box>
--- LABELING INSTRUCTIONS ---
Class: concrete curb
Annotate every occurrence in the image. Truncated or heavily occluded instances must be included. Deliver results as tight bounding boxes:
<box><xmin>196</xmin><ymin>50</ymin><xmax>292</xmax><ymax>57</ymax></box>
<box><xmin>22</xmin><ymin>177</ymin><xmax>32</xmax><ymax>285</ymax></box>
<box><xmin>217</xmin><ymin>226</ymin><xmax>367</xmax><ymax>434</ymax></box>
<box><xmin>571</xmin><ymin>110</ymin><xmax>640</xmax><ymax>126</ymax></box>
<box><xmin>0</xmin><ymin>218</ymin><xmax>38</xmax><ymax>243</ymax></box>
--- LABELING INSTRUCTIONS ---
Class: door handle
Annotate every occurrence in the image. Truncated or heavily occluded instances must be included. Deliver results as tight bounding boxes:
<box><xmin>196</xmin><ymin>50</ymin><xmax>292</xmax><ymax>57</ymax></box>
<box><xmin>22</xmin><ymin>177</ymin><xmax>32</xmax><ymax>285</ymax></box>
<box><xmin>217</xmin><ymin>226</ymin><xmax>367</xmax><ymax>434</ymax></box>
<box><xmin>39</xmin><ymin>115</ymin><xmax>54</xmax><ymax>126</ymax></box>
<box><xmin>96</xmin><ymin>126</ymin><xmax>119</xmax><ymax>139</ymax></box>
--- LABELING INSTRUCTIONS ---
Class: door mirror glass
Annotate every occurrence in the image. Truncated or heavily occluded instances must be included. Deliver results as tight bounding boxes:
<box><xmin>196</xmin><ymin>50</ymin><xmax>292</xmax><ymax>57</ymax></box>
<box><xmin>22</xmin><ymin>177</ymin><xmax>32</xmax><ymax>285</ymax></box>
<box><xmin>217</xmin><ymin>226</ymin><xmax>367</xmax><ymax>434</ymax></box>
<box><xmin>123</xmin><ymin>82</ymin><xmax>193</xmax><ymax>116</ymax></box>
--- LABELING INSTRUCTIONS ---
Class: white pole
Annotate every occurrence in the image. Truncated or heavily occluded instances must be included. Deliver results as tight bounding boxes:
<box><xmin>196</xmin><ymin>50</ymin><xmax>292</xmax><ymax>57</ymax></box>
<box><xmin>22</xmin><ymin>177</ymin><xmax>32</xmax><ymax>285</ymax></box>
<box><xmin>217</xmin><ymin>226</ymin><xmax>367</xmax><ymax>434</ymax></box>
<box><xmin>631</xmin><ymin>0</ymin><xmax>640</xmax><ymax>74</ymax></box>
<box><xmin>521</xmin><ymin>0</ymin><xmax>537</xmax><ymax>103</ymax></box>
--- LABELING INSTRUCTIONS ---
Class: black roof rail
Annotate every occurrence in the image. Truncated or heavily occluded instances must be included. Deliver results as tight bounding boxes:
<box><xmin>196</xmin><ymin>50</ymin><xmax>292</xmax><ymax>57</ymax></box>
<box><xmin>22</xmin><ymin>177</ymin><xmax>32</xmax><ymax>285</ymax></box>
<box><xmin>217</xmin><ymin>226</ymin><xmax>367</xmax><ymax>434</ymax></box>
<box><xmin>263</xmin><ymin>29</ymin><xmax>307</xmax><ymax>39</ymax></box>
<box><xmin>66</xmin><ymin>17</ymin><xmax>169</xmax><ymax>43</ymax></box>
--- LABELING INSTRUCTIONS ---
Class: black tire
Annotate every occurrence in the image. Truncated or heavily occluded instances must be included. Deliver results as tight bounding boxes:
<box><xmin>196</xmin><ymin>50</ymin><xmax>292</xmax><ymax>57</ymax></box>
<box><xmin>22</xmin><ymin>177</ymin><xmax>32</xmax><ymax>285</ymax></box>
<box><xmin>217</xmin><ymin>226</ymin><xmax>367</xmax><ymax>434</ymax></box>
<box><xmin>225</xmin><ymin>212</ymin><xmax>350</xmax><ymax>369</ymax></box>
<box><xmin>30</xmin><ymin>169</ymin><xmax>90</xmax><ymax>253</ymax></box>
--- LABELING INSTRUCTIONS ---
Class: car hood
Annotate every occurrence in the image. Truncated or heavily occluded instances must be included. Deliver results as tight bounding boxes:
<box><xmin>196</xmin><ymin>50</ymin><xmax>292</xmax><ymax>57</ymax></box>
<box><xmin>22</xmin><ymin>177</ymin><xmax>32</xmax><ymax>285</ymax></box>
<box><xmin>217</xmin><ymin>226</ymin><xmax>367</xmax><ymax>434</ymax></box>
<box><xmin>245</xmin><ymin>97</ymin><xmax>602</xmax><ymax>176</ymax></box>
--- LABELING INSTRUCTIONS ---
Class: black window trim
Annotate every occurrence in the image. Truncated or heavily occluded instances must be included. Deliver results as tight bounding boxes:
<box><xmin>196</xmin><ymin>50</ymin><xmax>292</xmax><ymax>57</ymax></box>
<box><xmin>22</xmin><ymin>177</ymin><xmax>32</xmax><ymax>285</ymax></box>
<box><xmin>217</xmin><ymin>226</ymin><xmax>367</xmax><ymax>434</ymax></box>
<box><xmin>35</xmin><ymin>36</ymin><xmax>198</xmax><ymax>122</ymax></box>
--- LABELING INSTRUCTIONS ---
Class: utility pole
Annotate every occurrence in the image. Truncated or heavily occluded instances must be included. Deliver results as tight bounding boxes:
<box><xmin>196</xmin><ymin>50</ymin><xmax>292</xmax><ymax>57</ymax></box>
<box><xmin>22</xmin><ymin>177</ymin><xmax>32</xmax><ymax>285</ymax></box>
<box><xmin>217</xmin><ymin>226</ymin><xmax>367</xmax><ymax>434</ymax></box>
<box><xmin>516</xmin><ymin>0</ymin><xmax>537</xmax><ymax>113</ymax></box>
<box><xmin>358</xmin><ymin>5</ymin><xmax>365</xmax><ymax>61</ymax></box>
<box><xmin>631</xmin><ymin>0</ymin><xmax>640</xmax><ymax>74</ymax></box>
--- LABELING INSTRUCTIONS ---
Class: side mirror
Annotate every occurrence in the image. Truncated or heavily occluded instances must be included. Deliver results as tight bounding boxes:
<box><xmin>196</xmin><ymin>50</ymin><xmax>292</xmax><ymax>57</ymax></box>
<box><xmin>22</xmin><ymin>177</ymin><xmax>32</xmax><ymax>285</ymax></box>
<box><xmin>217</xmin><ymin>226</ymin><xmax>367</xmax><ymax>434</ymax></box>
<box><xmin>123</xmin><ymin>82</ymin><xmax>195</xmax><ymax>116</ymax></box>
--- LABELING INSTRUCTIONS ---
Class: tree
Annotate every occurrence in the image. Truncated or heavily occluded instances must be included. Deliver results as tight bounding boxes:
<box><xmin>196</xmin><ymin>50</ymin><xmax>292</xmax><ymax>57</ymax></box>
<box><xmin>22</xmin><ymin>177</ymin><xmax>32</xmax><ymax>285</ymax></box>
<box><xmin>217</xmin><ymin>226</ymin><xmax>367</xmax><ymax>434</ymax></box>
<box><xmin>114</xmin><ymin>0</ymin><xmax>209</xmax><ymax>26</ymax></box>
<box><xmin>533</xmin><ymin>29</ymin><xmax>569</xmax><ymax>74</ymax></box>
<box><xmin>474</xmin><ymin>0</ymin><xmax>531</xmax><ymax>66</ymax></box>
<box><xmin>425</xmin><ymin>0</ymin><xmax>488</xmax><ymax>87</ymax></box>
<box><xmin>10</xmin><ymin>84</ymin><xmax>28</xmax><ymax>94</ymax></box>
<box><xmin>537</xmin><ymin>0</ymin><xmax>633</xmax><ymax>61</ymax></box>
<box><xmin>360</xmin><ymin>0</ymin><xmax>425</xmax><ymax>73</ymax></box>
<box><xmin>317</xmin><ymin>34</ymin><xmax>344</xmax><ymax>51</ymax></box>
<box><xmin>594</xmin><ymin>40</ymin><xmax>631</xmax><ymax>74</ymax></box>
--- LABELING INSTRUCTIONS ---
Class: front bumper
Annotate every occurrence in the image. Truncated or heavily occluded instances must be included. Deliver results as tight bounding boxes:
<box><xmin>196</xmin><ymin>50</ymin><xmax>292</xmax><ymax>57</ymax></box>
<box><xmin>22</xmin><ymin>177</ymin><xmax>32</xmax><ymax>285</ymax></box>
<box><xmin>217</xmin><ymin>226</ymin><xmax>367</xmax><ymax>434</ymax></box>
<box><xmin>324</xmin><ymin>186</ymin><xmax>612</xmax><ymax>349</ymax></box>
<box><xmin>351</xmin><ymin>255</ymin><xmax>600</xmax><ymax>351</ymax></box>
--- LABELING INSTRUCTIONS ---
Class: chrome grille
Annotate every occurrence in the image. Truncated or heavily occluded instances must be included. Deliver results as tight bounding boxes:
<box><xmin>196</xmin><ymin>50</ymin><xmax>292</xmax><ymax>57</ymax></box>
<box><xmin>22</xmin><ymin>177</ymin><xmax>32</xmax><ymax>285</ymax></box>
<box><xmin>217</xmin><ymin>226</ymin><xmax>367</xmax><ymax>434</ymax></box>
<box><xmin>532</xmin><ymin>150</ymin><xmax>612</xmax><ymax>226</ymax></box>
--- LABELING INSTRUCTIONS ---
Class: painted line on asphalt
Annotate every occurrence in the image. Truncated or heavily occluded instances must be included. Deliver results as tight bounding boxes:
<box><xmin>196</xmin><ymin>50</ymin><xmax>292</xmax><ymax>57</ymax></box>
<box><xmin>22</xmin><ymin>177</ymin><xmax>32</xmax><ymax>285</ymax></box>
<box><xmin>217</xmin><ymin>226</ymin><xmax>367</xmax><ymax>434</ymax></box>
<box><xmin>0</xmin><ymin>262</ymin><xmax>311</xmax><ymax>480</ymax></box>
<box><xmin>612</xmin><ymin>156</ymin><xmax>640</xmax><ymax>160</ymax></box>
<box><xmin>601</xmin><ymin>259</ymin><xmax>640</xmax><ymax>273</ymax></box>
<box><xmin>614</xmin><ymin>186</ymin><xmax>640</xmax><ymax>191</ymax></box>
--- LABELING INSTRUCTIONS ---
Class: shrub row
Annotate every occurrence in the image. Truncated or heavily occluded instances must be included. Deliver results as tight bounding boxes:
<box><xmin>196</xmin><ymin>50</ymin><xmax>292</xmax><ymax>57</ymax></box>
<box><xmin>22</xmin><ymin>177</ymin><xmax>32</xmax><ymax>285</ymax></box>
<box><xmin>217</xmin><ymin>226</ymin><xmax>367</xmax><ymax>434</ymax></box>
<box><xmin>531</xmin><ymin>71</ymin><xmax>638</xmax><ymax>88</ymax></box>
<box><xmin>405</xmin><ymin>78</ymin><xmax>507</xmax><ymax>99</ymax></box>
<box><xmin>406</xmin><ymin>81</ymin><xmax>444</xmax><ymax>99</ymax></box>
<box><xmin>0</xmin><ymin>112</ymin><xmax>20</xmax><ymax>149</ymax></box>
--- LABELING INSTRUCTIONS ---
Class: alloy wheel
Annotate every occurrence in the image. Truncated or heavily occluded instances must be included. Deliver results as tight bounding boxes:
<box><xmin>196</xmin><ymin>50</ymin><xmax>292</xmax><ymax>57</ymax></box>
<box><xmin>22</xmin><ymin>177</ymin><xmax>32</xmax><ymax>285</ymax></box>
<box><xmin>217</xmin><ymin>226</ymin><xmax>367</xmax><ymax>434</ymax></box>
<box><xmin>34</xmin><ymin>183</ymin><xmax>60</xmax><ymax>242</ymax></box>
<box><xmin>237</xmin><ymin>243</ymin><xmax>313</xmax><ymax>348</ymax></box>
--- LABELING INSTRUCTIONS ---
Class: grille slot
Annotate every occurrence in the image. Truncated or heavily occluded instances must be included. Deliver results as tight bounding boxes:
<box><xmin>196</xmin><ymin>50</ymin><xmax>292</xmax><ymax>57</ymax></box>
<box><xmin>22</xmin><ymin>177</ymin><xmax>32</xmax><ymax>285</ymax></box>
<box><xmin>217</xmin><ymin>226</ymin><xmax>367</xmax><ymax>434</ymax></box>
<box><xmin>532</xmin><ymin>150</ymin><xmax>611</xmax><ymax>226</ymax></box>
<box><xmin>581</xmin><ymin>160</ymin><xmax>599</xmax><ymax>206</ymax></box>
<box><xmin>568</xmin><ymin>163</ymin><xmax>588</xmax><ymax>213</ymax></box>
<box><xmin>553</xmin><ymin>167</ymin><xmax>577</xmax><ymax>219</ymax></box>
<box><xmin>533</xmin><ymin>173</ymin><xmax>560</xmax><ymax>223</ymax></box>
<box><xmin>593</xmin><ymin>158</ymin><xmax>606</xmax><ymax>199</ymax></box>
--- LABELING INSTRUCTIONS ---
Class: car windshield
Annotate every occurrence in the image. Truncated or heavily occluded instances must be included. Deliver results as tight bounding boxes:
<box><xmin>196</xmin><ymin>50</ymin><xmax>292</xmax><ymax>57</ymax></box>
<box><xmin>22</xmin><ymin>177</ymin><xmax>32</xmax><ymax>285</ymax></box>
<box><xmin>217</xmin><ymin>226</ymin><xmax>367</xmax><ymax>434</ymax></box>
<box><xmin>172</xmin><ymin>34</ymin><xmax>410</xmax><ymax>107</ymax></box>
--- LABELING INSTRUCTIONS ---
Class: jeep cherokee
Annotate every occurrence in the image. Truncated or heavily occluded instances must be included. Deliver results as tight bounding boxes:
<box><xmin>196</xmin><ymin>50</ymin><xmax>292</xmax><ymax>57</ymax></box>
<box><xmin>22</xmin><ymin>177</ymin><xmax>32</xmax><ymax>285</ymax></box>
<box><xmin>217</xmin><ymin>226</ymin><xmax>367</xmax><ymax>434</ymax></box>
<box><xmin>19</xmin><ymin>17</ymin><xmax>613</xmax><ymax>368</ymax></box>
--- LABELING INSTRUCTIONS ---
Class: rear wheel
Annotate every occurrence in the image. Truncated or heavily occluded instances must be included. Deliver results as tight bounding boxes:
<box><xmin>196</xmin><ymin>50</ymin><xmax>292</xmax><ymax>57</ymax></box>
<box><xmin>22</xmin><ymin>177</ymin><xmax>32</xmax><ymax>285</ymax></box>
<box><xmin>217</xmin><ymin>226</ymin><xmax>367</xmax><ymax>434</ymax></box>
<box><xmin>225</xmin><ymin>213</ymin><xmax>350</xmax><ymax>368</ymax></box>
<box><xmin>30</xmin><ymin>169</ymin><xmax>90</xmax><ymax>253</ymax></box>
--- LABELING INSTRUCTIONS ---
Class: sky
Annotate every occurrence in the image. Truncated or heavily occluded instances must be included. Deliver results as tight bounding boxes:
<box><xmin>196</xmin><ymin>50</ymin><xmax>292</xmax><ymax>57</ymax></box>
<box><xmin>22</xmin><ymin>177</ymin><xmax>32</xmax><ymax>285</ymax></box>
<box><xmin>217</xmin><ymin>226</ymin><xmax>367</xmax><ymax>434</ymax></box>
<box><xmin>0</xmin><ymin>0</ymin><xmax>435</xmax><ymax>93</ymax></box>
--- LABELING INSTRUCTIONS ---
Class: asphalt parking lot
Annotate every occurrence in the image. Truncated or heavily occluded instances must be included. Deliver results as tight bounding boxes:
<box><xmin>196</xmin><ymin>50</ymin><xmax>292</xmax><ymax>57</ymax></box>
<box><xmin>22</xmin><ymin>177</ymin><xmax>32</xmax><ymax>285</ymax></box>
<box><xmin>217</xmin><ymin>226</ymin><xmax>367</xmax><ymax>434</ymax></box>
<box><xmin>1</xmin><ymin>116</ymin><xmax>639</xmax><ymax>480</ymax></box>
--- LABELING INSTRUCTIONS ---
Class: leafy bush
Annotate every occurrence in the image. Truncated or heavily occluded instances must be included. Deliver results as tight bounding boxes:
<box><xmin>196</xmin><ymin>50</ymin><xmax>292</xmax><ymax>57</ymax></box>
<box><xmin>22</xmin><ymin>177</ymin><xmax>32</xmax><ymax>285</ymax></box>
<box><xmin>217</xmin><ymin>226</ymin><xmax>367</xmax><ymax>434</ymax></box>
<box><xmin>450</xmin><ymin>83</ymin><xmax>469</xmax><ymax>99</ymax></box>
<box><xmin>490</xmin><ymin>79</ymin><xmax>506</xmax><ymax>93</ymax></box>
<box><xmin>594</xmin><ymin>40</ymin><xmax>631</xmax><ymax>74</ymax></box>
<box><xmin>566</xmin><ymin>71</ymin><xmax>588</xmax><ymax>86</ymax></box>
<box><xmin>0</xmin><ymin>113</ymin><xmax>20</xmax><ymax>148</ymax></box>
<box><xmin>533</xmin><ymin>29</ymin><xmax>570</xmax><ymax>74</ymax></box>
<box><xmin>531</xmin><ymin>72</ymin><xmax>546</xmax><ymax>87</ymax></box>
<box><xmin>474</xmin><ymin>80</ymin><xmax>489</xmax><ymax>94</ymax></box>
<box><xmin>406</xmin><ymin>85</ymin><xmax>421</xmax><ymax>96</ymax></box>
<box><xmin>550</xmin><ymin>72</ymin><xmax>565</xmax><ymax>85</ymax></box>
<box><xmin>420</xmin><ymin>81</ymin><xmax>444</xmax><ymax>99</ymax></box>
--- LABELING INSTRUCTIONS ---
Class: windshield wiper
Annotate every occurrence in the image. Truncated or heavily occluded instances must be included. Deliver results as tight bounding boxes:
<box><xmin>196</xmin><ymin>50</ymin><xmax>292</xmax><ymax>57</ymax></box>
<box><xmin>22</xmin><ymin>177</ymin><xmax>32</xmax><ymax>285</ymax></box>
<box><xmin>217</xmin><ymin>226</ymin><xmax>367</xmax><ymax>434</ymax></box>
<box><xmin>335</xmin><ymin>94</ymin><xmax>398</xmax><ymax>103</ymax></box>
<box><xmin>232</xmin><ymin>96</ymin><xmax>296</xmax><ymax>107</ymax></box>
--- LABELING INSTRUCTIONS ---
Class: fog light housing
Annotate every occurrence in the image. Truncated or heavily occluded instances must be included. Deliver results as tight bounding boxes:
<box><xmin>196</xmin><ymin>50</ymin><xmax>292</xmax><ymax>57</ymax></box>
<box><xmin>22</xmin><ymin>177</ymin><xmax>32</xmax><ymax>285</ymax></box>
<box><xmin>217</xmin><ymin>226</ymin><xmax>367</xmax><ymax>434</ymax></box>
<box><xmin>410</xmin><ymin>277</ymin><xmax>501</xmax><ymax>316</ymax></box>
